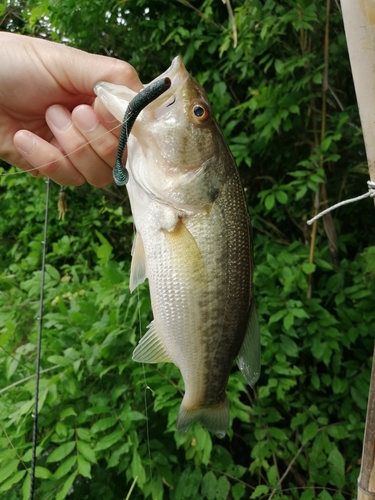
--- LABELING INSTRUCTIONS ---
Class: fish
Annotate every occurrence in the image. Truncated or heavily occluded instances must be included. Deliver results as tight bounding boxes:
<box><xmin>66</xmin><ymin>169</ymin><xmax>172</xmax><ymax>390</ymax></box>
<box><xmin>94</xmin><ymin>56</ymin><xmax>261</xmax><ymax>438</ymax></box>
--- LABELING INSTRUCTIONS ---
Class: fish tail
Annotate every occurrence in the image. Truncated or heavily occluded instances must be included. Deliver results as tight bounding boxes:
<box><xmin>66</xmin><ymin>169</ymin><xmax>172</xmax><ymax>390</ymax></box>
<box><xmin>176</xmin><ymin>398</ymin><xmax>230</xmax><ymax>438</ymax></box>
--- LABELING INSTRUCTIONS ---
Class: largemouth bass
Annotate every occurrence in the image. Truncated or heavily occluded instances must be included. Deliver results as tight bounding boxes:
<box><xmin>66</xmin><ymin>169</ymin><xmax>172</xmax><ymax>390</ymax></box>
<box><xmin>94</xmin><ymin>56</ymin><xmax>261</xmax><ymax>438</ymax></box>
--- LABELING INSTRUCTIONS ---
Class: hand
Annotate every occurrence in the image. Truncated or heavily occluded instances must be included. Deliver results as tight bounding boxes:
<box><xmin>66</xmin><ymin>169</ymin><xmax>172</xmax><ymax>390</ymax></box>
<box><xmin>0</xmin><ymin>33</ymin><xmax>142</xmax><ymax>187</ymax></box>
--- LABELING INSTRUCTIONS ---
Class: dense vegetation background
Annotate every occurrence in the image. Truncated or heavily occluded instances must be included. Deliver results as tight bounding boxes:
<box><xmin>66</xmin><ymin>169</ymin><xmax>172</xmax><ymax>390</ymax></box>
<box><xmin>0</xmin><ymin>0</ymin><xmax>374</xmax><ymax>499</ymax></box>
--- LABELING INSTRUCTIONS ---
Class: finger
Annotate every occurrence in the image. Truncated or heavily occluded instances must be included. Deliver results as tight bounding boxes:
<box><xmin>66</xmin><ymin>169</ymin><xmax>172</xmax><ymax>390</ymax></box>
<box><xmin>72</xmin><ymin>105</ymin><xmax>121</xmax><ymax>169</ymax></box>
<box><xmin>66</xmin><ymin>52</ymin><xmax>143</xmax><ymax>94</ymax></box>
<box><xmin>10</xmin><ymin>132</ymin><xmax>44</xmax><ymax>178</ymax></box>
<box><xmin>14</xmin><ymin>130</ymin><xmax>85</xmax><ymax>186</ymax></box>
<box><xmin>46</xmin><ymin>105</ymin><xmax>113</xmax><ymax>187</ymax></box>
<box><xmin>93</xmin><ymin>97</ymin><xmax>122</xmax><ymax>138</ymax></box>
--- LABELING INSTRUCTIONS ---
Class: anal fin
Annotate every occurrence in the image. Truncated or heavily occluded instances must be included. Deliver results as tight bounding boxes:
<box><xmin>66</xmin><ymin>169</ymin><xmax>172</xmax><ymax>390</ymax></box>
<box><xmin>132</xmin><ymin>320</ymin><xmax>173</xmax><ymax>364</ymax></box>
<box><xmin>236</xmin><ymin>302</ymin><xmax>261</xmax><ymax>388</ymax></box>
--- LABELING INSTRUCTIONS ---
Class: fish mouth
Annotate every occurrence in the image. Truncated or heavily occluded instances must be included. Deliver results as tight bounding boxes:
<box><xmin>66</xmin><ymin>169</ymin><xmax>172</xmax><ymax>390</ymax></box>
<box><xmin>147</xmin><ymin>56</ymin><xmax>189</xmax><ymax>91</ymax></box>
<box><xmin>94</xmin><ymin>56</ymin><xmax>189</xmax><ymax>122</ymax></box>
<box><xmin>143</xmin><ymin>56</ymin><xmax>190</xmax><ymax>114</ymax></box>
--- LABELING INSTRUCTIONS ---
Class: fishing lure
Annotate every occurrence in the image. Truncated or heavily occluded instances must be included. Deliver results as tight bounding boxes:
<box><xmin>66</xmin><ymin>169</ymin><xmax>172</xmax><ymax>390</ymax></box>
<box><xmin>114</xmin><ymin>76</ymin><xmax>172</xmax><ymax>186</ymax></box>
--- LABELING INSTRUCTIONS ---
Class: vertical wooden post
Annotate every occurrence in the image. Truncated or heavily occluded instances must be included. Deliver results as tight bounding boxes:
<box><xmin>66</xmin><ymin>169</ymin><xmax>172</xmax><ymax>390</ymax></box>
<box><xmin>340</xmin><ymin>0</ymin><xmax>375</xmax><ymax>184</ymax></box>
<box><xmin>340</xmin><ymin>1</ymin><xmax>375</xmax><ymax>498</ymax></box>
<box><xmin>358</xmin><ymin>348</ymin><xmax>375</xmax><ymax>499</ymax></box>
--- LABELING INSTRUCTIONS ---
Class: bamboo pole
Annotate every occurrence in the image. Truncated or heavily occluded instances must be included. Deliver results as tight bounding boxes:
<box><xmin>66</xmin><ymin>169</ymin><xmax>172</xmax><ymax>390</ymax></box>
<box><xmin>340</xmin><ymin>2</ymin><xmax>375</xmax><ymax>497</ymax></box>
<box><xmin>340</xmin><ymin>0</ymin><xmax>375</xmax><ymax>184</ymax></box>
<box><xmin>358</xmin><ymin>347</ymin><xmax>375</xmax><ymax>500</ymax></box>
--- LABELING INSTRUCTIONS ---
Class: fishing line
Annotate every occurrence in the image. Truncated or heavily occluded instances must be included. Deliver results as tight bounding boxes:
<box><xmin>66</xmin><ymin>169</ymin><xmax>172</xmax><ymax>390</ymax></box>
<box><xmin>29</xmin><ymin>177</ymin><xmax>50</xmax><ymax>500</ymax></box>
<box><xmin>111</xmin><ymin>77</ymin><xmax>172</xmax><ymax>483</ymax></box>
<box><xmin>22</xmin><ymin>77</ymin><xmax>171</xmax><ymax>497</ymax></box>
<box><xmin>136</xmin><ymin>285</ymin><xmax>154</xmax><ymax>484</ymax></box>
<box><xmin>0</xmin><ymin>122</ymin><xmax>123</xmax><ymax>177</ymax></box>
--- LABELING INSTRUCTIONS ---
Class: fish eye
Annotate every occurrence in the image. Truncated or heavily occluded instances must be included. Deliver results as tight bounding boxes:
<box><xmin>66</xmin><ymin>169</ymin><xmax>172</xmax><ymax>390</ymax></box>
<box><xmin>192</xmin><ymin>103</ymin><xmax>210</xmax><ymax>122</ymax></box>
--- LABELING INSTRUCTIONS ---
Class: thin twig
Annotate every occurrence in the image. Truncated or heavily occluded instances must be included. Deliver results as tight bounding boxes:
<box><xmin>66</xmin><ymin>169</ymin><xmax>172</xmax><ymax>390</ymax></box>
<box><xmin>268</xmin><ymin>444</ymin><xmax>305</xmax><ymax>500</ymax></box>
<box><xmin>124</xmin><ymin>476</ymin><xmax>138</xmax><ymax>500</ymax></box>
<box><xmin>0</xmin><ymin>365</ymin><xmax>59</xmax><ymax>396</ymax></box>
<box><xmin>0</xmin><ymin>420</ymin><xmax>28</xmax><ymax>471</ymax></box>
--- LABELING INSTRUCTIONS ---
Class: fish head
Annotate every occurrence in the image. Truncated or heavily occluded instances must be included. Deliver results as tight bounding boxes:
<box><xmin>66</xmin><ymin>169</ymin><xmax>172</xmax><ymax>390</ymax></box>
<box><xmin>95</xmin><ymin>57</ymin><xmax>229</xmax><ymax>213</ymax></box>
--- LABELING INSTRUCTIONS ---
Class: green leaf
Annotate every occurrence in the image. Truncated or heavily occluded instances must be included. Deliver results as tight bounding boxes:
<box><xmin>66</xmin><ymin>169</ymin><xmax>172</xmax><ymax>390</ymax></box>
<box><xmin>351</xmin><ymin>387</ymin><xmax>368</xmax><ymax>410</ymax></box>
<box><xmin>47</xmin><ymin>441</ymin><xmax>75</xmax><ymax>463</ymax></box>
<box><xmin>95</xmin><ymin>231</ymin><xmax>113</xmax><ymax>263</ymax></box>
<box><xmin>56</xmin><ymin>470</ymin><xmax>78</xmax><ymax>500</ymax></box>
<box><xmin>283</xmin><ymin>312</ymin><xmax>294</xmax><ymax>331</ymax></box>
<box><xmin>35</xmin><ymin>466</ymin><xmax>52</xmax><ymax>479</ymax></box>
<box><xmin>265</xmin><ymin>193</ymin><xmax>275</xmax><ymax>211</ymax></box>
<box><xmin>301</xmin><ymin>422</ymin><xmax>319</xmax><ymax>444</ymax></box>
<box><xmin>95</xmin><ymin>429</ymin><xmax>125</xmax><ymax>451</ymax></box>
<box><xmin>76</xmin><ymin>428</ymin><xmax>91</xmax><ymax>442</ymax></box>
<box><xmin>47</xmin><ymin>355</ymin><xmax>70</xmax><ymax>367</ymax></box>
<box><xmin>280</xmin><ymin>335</ymin><xmax>299</xmax><ymax>357</ymax></box>
<box><xmin>131</xmin><ymin>451</ymin><xmax>146</xmax><ymax>489</ymax></box>
<box><xmin>291</xmin><ymin>412</ymin><xmax>307</xmax><ymax>429</ymax></box>
<box><xmin>328</xmin><ymin>447</ymin><xmax>345</xmax><ymax>488</ymax></box>
<box><xmin>215</xmin><ymin>476</ymin><xmax>231</xmax><ymax>500</ymax></box>
<box><xmin>300</xmin><ymin>489</ymin><xmax>315</xmax><ymax>500</ymax></box>
<box><xmin>201</xmin><ymin>471</ymin><xmax>216</xmax><ymax>500</ymax></box>
<box><xmin>54</xmin><ymin>456</ymin><xmax>77</xmax><ymax>480</ymax></box>
<box><xmin>317</xmin><ymin>490</ymin><xmax>333</xmax><ymax>500</ymax></box>
<box><xmin>77</xmin><ymin>441</ymin><xmax>97</xmax><ymax>464</ymax></box>
<box><xmin>232</xmin><ymin>483</ymin><xmax>246</xmax><ymax>500</ymax></box>
<box><xmin>0</xmin><ymin>460</ymin><xmax>19</xmax><ymax>484</ymax></box>
<box><xmin>269</xmin><ymin>310</ymin><xmax>286</xmax><ymax>324</ymax></box>
<box><xmin>77</xmin><ymin>455</ymin><xmax>91</xmax><ymax>479</ymax></box>
<box><xmin>275</xmin><ymin>191</ymin><xmax>288</xmax><ymax>204</ymax></box>
<box><xmin>321</xmin><ymin>137</ymin><xmax>332</xmax><ymax>151</ymax></box>
<box><xmin>302</xmin><ymin>263</ymin><xmax>316</xmax><ymax>274</ymax></box>
<box><xmin>22</xmin><ymin>473</ymin><xmax>30</xmax><ymax>500</ymax></box>
<box><xmin>251</xmin><ymin>484</ymin><xmax>269</xmax><ymax>498</ymax></box>
<box><xmin>91</xmin><ymin>417</ymin><xmax>117</xmax><ymax>433</ymax></box>
<box><xmin>275</xmin><ymin>59</ymin><xmax>284</xmax><ymax>73</ymax></box>
<box><xmin>0</xmin><ymin>470</ymin><xmax>26</xmax><ymax>492</ymax></box>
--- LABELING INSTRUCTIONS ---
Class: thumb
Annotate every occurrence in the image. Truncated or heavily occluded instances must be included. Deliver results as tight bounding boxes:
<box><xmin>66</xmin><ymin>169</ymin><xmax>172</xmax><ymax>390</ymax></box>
<box><xmin>56</xmin><ymin>45</ymin><xmax>143</xmax><ymax>95</ymax></box>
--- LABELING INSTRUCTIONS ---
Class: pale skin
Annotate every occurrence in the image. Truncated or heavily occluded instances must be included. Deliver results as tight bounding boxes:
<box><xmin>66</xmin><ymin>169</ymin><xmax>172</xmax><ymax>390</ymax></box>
<box><xmin>0</xmin><ymin>33</ymin><xmax>143</xmax><ymax>187</ymax></box>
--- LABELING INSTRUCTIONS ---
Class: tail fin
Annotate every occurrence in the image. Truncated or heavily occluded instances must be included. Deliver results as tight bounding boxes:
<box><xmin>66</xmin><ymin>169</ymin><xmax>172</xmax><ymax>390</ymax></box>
<box><xmin>176</xmin><ymin>397</ymin><xmax>229</xmax><ymax>438</ymax></box>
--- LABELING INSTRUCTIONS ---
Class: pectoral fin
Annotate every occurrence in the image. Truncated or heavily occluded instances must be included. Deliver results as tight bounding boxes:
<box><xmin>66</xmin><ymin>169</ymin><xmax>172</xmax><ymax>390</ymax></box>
<box><xmin>236</xmin><ymin>302</ymin><xmax>261</xmax><ymax>388</ymax></box>
<box><xmin>132</xmin><ymin>320</ymin><xmax>173</xmax><ymax>363</ymax></box>
<box><xmin>129</xmin><ymin>232</ymin><xmax>147</xmax><ymax>292</ymax></box>
<box><xmin>163</xmin><ymin>218</ymin><xmax>208</xmax><ymax>284</ymax></box>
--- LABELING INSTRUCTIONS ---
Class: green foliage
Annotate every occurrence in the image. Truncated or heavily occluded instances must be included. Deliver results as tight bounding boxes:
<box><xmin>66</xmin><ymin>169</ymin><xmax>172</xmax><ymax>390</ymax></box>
<box><xmin>1</xmin><ymin>0</ymin><xmax>374</xmax><ymax>499</ymax></box>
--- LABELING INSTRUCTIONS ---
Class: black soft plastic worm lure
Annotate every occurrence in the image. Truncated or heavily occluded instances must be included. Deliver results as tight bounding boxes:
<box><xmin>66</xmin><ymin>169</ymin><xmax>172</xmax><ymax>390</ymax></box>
<box><xmin>113</xmin><ymin>76</ymin><xmax>172</xmax><ymax>186</ymax></box>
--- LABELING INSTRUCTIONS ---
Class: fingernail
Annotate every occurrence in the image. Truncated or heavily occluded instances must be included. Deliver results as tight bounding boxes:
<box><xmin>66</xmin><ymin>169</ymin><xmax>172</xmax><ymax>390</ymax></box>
<box><xmin>15</xmin><ymin>131</ymin><xmax>36</xmax><ymax>155</ymax></box>
<box><xmin>47</xmin><ymin>105</ymin><xmax>72</xmax><ymax>131</ymax></box>
<box><xmin>73</xmin><ymin>106</ymin><xmax>99</xmax><ymax>132</ymax></box>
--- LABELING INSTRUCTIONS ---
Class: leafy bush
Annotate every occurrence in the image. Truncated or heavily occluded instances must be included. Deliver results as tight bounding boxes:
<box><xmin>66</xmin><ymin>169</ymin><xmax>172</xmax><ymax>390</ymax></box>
<box><xmin>1</xmin><ymin>0</ymin><xmax>374</xmax><ymax>499</ymax></box>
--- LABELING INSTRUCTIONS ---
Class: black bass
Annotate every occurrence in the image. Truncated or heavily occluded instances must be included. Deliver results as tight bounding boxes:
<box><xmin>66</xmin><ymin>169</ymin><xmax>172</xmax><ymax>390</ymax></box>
<box><xmin>94</xmin><ymin>56</ymin><xmax>261</xmax><ymax>438</ymax></box>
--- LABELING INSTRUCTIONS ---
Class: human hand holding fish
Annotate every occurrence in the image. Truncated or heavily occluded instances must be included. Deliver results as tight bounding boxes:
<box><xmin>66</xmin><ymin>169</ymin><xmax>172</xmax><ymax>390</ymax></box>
<box><xmin>1</xmin><ymin>36</ymin><xmax>261</xmax><ymax>437</ymax></box>
<box><xmin>0</xmin><ymin>33</ymin><xmax>142</xmax><ymax>186</ymax></box>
